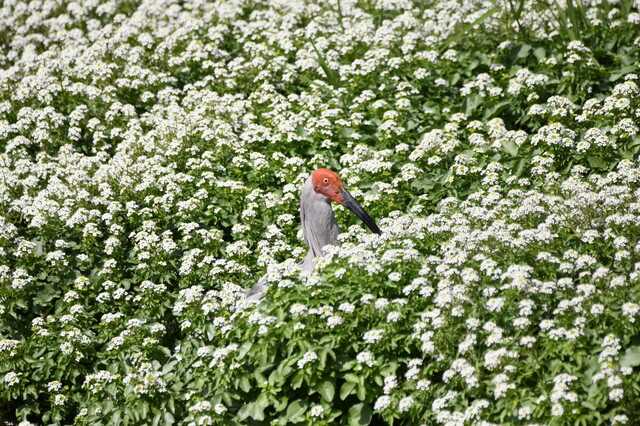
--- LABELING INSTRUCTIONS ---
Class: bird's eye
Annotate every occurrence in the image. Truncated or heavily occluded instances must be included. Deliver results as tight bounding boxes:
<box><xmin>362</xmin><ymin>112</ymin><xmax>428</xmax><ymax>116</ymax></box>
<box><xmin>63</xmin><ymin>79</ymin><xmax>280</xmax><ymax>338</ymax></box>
<box><xmin>323</xmin><ymin>178</ymin><xmax>329</xmax><ymax>184</ymax></box>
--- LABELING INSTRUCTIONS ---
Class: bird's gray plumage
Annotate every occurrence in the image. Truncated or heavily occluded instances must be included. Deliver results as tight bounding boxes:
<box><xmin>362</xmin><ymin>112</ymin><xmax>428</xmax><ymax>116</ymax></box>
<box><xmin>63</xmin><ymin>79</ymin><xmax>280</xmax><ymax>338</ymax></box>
<box><xmin>300</xmin><ymin>177</ymin><xmax>341</xmax><ymax>271</ymax></box>
<box><xmin>244</xmin><ymin>279</ymin><xmax>267</xmax><ymax>302</ymax></box>
<box><xmin>245</xmin><ymin>175</ymin><xmax>340</xmax><ymax>302</ymax></box>
<box><xmin>244</xmin><ymin>171</ymin><xmax>383</xmax><ymax>302</ymax></box>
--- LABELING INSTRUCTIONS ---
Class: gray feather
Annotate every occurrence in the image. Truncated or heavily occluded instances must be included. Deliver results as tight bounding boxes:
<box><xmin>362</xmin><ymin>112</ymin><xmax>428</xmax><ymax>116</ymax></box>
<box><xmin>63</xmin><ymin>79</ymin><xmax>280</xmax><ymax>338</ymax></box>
<box><xmin>245</xmin><ymin>175</ymin><xmax>340</xmax><ymax>301</ymax></box>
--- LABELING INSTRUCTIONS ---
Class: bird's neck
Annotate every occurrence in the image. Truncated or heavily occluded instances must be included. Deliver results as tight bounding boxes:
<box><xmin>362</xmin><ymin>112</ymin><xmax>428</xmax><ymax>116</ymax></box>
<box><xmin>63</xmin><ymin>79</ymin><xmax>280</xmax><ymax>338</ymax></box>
<box><xmin>300</xmin><ymin>180</ymin><xmax>341</xmax><ymax>265</ymax></box>
<box><xmin>304</xmin><ymin>204</ymin><xmax>340</xmax><ymax>253</ymax></box>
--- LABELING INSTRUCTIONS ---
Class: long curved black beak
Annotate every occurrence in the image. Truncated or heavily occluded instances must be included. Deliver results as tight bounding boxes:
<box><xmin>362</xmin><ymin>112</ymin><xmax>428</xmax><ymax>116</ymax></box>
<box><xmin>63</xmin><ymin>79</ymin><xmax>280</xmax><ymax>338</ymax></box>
<box><xmin>340</xmin><ymin>188</ymin><xmax>381</xmax><ymax>234</ymax></box>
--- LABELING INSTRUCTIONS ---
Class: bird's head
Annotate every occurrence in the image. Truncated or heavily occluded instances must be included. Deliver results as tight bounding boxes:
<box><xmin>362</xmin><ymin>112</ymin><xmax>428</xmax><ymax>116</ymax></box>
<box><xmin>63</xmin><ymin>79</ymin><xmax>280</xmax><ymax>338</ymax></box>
<box><xmin>310</xmin><ymin>168</ymin><xmax>381</xmax><ymax>234</ymax></box>
<box><xmin>311</xmin><ymin>168</ymin><xmax>344</xmax><ymax>203</ymax></box>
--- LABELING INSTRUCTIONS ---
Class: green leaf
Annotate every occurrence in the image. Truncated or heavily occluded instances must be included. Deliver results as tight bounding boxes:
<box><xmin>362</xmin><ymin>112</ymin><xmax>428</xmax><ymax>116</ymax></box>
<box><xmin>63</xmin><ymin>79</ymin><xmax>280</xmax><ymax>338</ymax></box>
<box><xmin>277</xmin><ymin>362</ymin><xmax>293</xmax><ymax>379</ymax></box>
<box><xmin>620</xmin><ymin>345</ymin><xmax>640</xmax><ymax>368</ymax></box>
<box><xmin>291</xmin><ymin>371</ymin><xmax>304</xmax><ymax>389</ymax></box>
<box><xmin>318</xmin><ymin>380</ymin><xmax>335</xmax><ymax>402</ymax></box>
<box><xmin>514</xmin><ymin>157</ymin><xmax>528</xmax><ymax>176</ymax></box>
<box><xmin>269</xmin><ymin>368</ymin><xmax>282</xmax><ymax>386</ymax></box>
<box><xmin>340</xmin><ymin>381</ymin><xmax>357</xmax><ymax>400</ymax></box>
<box><xmin>344</xmin><ymin>373</ymin><xmax>360</xmax><ymax>383</ymax></box>
<box><xmin>163</xmin><ymin>412</ymin><xmax>174</xmax><ymax>425</ymax></box>
<box><xmin>501</xmin><ymin>139</ymin><xmax>519</xmax><ymax>156</ymax></box>
<box><xmin>296</xmin><ymin>124</ymin><xmax>310</xmax><ymax>137</ymax></box>
<box><xmin>286</xmin><ymin>399</ymin><xmax>307</xmax><ymax>421</ymax></box>
<box><xmin>238</xmin><ymin>376</ymin><xmax>251</xmax><ymax>393</ymax></box>
<box><xmin>348</xmin><ymin>404</ymin><xmax>372</xmax><ymax>426</ymax></box>
<box><xmin>483</xmin><ymin>100</ymin><xmax>511</xmax><ymax>120</ymax></box>
<box><xmin>308</xmin><ymin>39</ymin><xmax>339</xmax><ymax>87</ymax></box>
<box><xmin>152</xmin><ymin>412</ymin><xmax>162</xmax><ymax>426</ymax></box>
<box><xmin>237</xmin><ymin>404</ymin><xmax>251</xmax><ymax>421</ymax></box>
<box><xmin>318</xmin><ymin>348</ymin><xmax>329</xmax><ymax>368</ymax></box>
<box><xmin>533</xmin><ymin>47</ymin><xmax>546</xmax><ymax>61</ymax></box>
<box><xmin>516</xmin><ymin>44</ymin><xmax>532</xmax><ymax>59</ymax></box>
<box><xmin>254</xmin><ymin>369</ymin><xmax>267</xmax><ymax>386</ymax></box>
<box><xmin>274</xmin><ymin>396</ymin><xmax>289</xmax><ymax>412</ymax></box>
<box><xmin>439</xmin><ymin>6</ymin><xmax>500</xmax><ymax>52</ymax></box>
<box><xmin>465</xmin><ymin>94</ymin><xmax>483</xmax><ymax>115</ymax></box>
<box><xmin>33</xmin><ymin>240</ymin><xmax>44</xmax><ymax>256</ymax></box>
<box><xmin>411</xmin><ymin>178</ymin><xmax>436</xmax><ymax>191</ymax></box>
<box><xmin>587</xmin><ymin>156</ymin><xmax>607</xmax><ymax>169</ymax></box>
<box><xmin>140</xmin><ymin>402</ymin><xmax>148</xmax><ymax>420</ymax></box>
<box><xmin>256</xmin><ymin>393</ymin><xmax>270</xmax><ymax>410</ymax></box>
<box><xmin>250</xmin><ymin>402</ymin><xmax>265</xmax><ymax>421</ymax></box>
<box><xmin>608</xmin><ymin>66</ymin><xmax>636</xmax><ymax>81</ymax></box>
<box><xmin>356</xmin><ymin>383</ymin><xmax>366</xmax><ymax>401</ymax></box>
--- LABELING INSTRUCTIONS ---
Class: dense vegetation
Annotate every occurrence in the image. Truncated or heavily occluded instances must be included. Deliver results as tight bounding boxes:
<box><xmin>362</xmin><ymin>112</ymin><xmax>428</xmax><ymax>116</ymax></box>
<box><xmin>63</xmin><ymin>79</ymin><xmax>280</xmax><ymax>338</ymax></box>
<box><xmin>1</xmin><ymin>0</ymin><xmax>640</xmax><ymax>424</ymax></box>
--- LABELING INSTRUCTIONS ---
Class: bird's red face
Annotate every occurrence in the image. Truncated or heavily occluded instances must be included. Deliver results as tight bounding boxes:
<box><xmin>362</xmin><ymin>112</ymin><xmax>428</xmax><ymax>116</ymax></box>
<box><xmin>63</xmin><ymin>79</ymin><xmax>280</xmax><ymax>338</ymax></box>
<box><xmin>310</xmin><ymin>168</ymin><xmax>381</xmax><ymax>235</ymax></box>
<box><xmin>311</xmin><ymin>168</ymin><xmax>344</xmax><ymax>204</ymax></box>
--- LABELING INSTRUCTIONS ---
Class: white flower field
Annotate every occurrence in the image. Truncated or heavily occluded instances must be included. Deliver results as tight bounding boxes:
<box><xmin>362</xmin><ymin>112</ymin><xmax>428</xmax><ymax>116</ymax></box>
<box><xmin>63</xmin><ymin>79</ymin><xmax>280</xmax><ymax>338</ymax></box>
<box><xmin>1</xmin><ymin>0</ymin><xmax>640</xmax><ymax>424</ymax></box>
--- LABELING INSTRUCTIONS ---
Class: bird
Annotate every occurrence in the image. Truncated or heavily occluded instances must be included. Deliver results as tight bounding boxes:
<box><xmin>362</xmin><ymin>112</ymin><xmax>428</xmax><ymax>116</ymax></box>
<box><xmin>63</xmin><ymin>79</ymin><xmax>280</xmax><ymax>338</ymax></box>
<box><xmin>245</xmin><ymin>168</ymin><xmax>380</xmax><ymax>301</ymax></box>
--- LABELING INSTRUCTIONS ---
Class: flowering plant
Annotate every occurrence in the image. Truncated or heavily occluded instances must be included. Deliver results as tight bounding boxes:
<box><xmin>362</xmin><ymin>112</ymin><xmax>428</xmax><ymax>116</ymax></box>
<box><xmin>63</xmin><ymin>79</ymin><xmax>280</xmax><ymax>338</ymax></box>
<box><xmin>1</xmin><ymin>0</ymin><xmax>640</xmax><ymax>424</ymax></box>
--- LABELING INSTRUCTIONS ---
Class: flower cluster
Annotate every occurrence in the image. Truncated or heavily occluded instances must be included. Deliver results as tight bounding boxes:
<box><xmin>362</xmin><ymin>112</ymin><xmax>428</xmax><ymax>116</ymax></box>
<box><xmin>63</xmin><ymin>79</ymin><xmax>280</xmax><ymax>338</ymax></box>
<box><xmin>1</xmin><ymin>0</ymin><xmax>639</xmax><ymax>424</ymax></box>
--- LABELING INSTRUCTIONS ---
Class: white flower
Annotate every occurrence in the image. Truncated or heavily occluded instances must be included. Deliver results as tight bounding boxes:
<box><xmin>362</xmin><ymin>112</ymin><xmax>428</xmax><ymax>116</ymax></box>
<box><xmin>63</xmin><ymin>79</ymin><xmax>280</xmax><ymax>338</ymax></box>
<box><xmin>607</xmin><ymin>376</ymin><xmax>622</xmax><ymax>388</ymax></box>
<box><xmin>360</xmin><ymin>294</ymin><xmax>375</xmax><ymax>305</ymax></box>
<box><xmin>622</xmin><ymin>303</ymin><xmax>639</xmax><ymax>321</ymax></box>
<box><xmin>338</xmin><ymin>302</ymin><xmax>355</xmax><ymax>313</ymax></box>
<box><xmin>297</xmin><ymin>351</ymin><xmax>318</xmax><ymax>369</ymax></box>
<box><xmin>290</xmin><ymin>303</ymin><xmax>307</xmax><ymax>316</ymax></box>
<box><xmin>518</xmin><ymin>406</ymin><xmax>533</xmax><ymax>420</ymax></box>
<box><xmin>356</xmin><ymin>351</ymin><xmax>375</xmax><ymax>367</ymax></box>
<box><xmin>609</xmin><ymin>388</ymin><xmax>624</xmax><ymax>401</ymax></box>
<box><xmin>386</xmin><ymin>311</ymin><xmax>401</xmax><ymax>322</ymax></box>
<box><xmin>405</xmin><ymin>367</ymin><xmax>420</xmax><ymax>380</ymax></box>
<box><xmin>310</xmin><ymin>404</ymin><xmax>324</xmax><ymax>418</ymax></box>
<box><xmin>60</xmin><ymin>342</ymin><xmax>74</xmax><ymax>355</ymax></box>
<box><xmin>551</xmin><ymin>403</ymin><xmax>564</xmax><ymax>416</ymax></box>
<box><xmin>374</xmin><ymin>298</ymin><xmax>389</xmax><ymax>310</ymax></box>
<box><xmin>4</xmin><ymin>372</ymin><xmax>21</xmax><ymax>386</ymax></box>
<box><xmin>388</xmin><ymin>272</ymin><xmax>401</xmax><ymax>282</ymax></box>
<box><xmin>0</xmin><ymin>339</ymin><xmax>20</xmax><ymax>355</ymax></box>
<box><xmin>398</xmin><ymin>396</ymin><xmax>414</xmax><ymax>412</ymax></box>
<box><xmin>363</xmin><ymin>329</ymin><xmax>384</xmax><ymax>344</ymax></box>
<box><xmin>383</xmin><ymin>376</ymin><xmax>398</xmax><ymax>394</ymax></box>
<box><xmin>416</xmin><ymin>379</ymin><xmax>431</xmax><ymax>391</ymax></box>
<box><xmin>612</xmin><ymin>414</ymin><xmax>629</xmax><ymax>424</ymax></box>
<box><xmin>47</xmin><ymin>381</ymin><xmax>62</xmax><ymax>392</ymax></box>
<box><xmin>327</xmin><ymin>315</ymin><xmax>343</xmax><ymax>328</ymax></box>
<box><xmin>374</xmin><ymin>395</ymin><xmax>391</xmax><ymax>411</ymax></box>
<box><xmin>486</xmin><ymin>297</ymin><xmax>505</xmax><ymax>312</ymax></box>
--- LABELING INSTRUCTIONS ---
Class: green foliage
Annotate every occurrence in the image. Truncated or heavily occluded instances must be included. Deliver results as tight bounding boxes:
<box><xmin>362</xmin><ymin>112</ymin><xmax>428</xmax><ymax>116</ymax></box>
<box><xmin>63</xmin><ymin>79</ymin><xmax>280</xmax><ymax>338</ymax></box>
<box><xmin>0</xmin><ymin>0</ymin><xmax>640</xmax><ymax>425</ymax></box>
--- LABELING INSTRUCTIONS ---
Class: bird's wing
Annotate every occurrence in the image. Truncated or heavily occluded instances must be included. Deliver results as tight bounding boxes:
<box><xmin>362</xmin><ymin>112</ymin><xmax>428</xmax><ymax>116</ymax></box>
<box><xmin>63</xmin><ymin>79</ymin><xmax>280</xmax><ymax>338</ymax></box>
<box><xmin>300</xmin><ymin>201</ymin><xmax>309</xmax><ymax>245</ymax></box>
<box><xmin>245</xmin><ymin>275</ymin><xmax>267</xmax><ymax>302</ymax></box>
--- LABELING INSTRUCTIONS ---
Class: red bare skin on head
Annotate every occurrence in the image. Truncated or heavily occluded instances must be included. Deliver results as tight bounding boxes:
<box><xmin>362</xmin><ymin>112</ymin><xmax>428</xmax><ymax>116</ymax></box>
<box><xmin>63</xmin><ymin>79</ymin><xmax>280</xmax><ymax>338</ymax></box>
<box><xmin>311</xmin><ymin>169</ymin><xmax>344</xmax><ymax>204</ymax></box>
